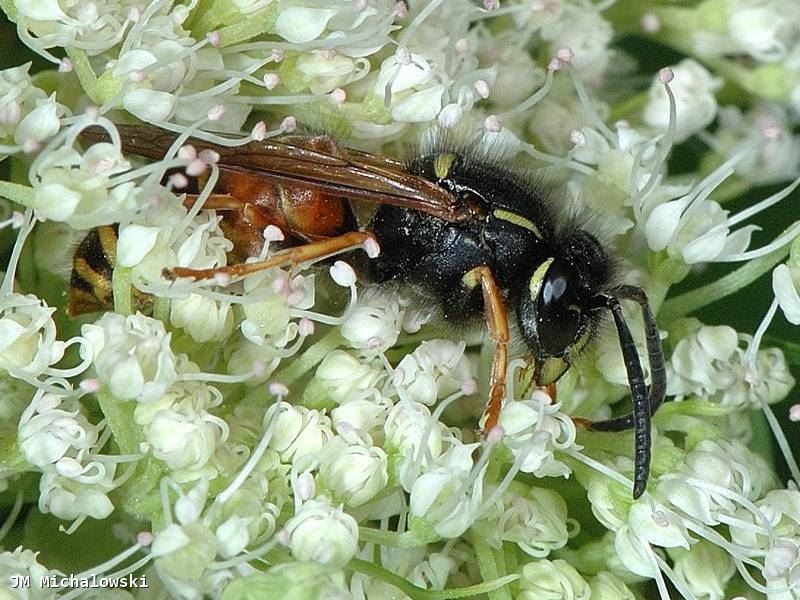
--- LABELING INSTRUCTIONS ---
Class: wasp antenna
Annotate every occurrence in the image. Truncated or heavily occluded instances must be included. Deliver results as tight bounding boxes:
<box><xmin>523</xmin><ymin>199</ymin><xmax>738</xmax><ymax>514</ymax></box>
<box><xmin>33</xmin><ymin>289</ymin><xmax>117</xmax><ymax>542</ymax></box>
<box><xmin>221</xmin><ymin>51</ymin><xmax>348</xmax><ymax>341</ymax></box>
<box><xmin>591</xmin><ymin>292</ymin><xmax>652</xmax><ymax>499</ymax></box>
<box><xmin>616</xmin><ymin>285</ymin><xmax>667</xmax><ymax>418</ymax></box>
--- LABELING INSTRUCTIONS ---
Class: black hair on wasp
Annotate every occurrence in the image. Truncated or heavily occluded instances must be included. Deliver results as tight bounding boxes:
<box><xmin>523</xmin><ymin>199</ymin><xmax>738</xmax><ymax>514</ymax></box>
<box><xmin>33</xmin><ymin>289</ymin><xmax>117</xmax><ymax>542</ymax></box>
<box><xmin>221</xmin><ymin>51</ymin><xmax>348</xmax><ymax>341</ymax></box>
<box><xmin>69</xmin><ymin>122</ymin><xmax>666</xmax><ymax>498</ymax></box>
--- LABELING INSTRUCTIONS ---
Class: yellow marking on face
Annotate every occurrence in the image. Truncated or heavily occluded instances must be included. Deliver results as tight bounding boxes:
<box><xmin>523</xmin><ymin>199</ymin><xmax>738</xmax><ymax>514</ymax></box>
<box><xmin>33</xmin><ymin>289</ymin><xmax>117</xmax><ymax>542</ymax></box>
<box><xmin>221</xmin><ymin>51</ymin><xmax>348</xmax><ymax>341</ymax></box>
<box><xmin>462</xmin><ymin>266</ymin><xmax>481</xmax><ymax>290</ymax></box>
<box><xmin>493</xmin><ymin>209</ymin><xmax>542</xmax><ymax>238</ymax></box>
<box><xmin>434</xmin><ymin>153</ymin><xmax>457</xmax><ymax>180</ymax></box>
<box><xmin>528</xmin><ymin>257</ymin><xmax>554</xmax><ymax>300</ymax></box>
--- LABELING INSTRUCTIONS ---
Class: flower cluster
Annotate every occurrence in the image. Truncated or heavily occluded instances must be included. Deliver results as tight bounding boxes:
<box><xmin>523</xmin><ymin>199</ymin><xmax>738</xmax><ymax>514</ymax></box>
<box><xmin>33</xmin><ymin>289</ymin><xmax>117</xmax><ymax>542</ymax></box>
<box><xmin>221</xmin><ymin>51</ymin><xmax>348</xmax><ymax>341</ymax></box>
<box><xmin>0</xmin><ymin>1</ymin><xmax>798</xmax><ymax>599</ymax></box>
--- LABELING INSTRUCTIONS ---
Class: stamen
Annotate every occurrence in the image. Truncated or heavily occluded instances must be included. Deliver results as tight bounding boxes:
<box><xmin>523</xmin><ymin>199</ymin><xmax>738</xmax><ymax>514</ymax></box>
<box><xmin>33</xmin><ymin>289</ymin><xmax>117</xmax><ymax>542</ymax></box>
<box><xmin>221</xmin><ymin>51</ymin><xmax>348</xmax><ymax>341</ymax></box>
<box><xmin>263</xmin><ymin>73</ymin><xmax>280</xmax><ymax>90</ymax></box>
<box><xmin>484</xmin><ymin>114</ymin><xmax>502</xmax><ymax>132</ymax></box>
<box><xmin>214</xmin><ymin>403</ymin><xmax>285</xmax><ymax>506</ymax></box>
<box><xmin>641</xmin><ymin>12</ymin><xmax>661</xmax><ymax>33</ymax></box>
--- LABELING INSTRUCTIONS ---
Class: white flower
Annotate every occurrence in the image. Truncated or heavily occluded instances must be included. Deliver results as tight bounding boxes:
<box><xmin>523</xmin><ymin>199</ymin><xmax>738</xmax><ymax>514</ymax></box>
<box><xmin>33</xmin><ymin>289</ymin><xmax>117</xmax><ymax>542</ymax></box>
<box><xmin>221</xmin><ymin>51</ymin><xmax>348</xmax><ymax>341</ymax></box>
<box><xmin>588</xmin><ymin>572</ymin><xmax>636</xmax><ymax>600</ymax></box>
<box><xmin>541</xmin><ymin>6</ymin><xmax>613</xmax><ymax>78</ymax></box>
<box><xmin>284</xmin><ymin>498</ymin><xmax>359</xmax><ymax>568</ymax></box>
<box><xmin>80</xmin><ymin>312</ymin><xmax>178</xmax><ymax>403</ymax></box>
<box><xmin>711</xmin><ymin>104</ymin><xmax>800</xmax><ymax>184</ymax></box>
<box><xmin>38</xmin><ymin>471</ymin><xmax>115</xmax><ymax>521</ymax></box>
<box><xmin>628</xmin><ymin>501</ymin><xmax>691</xmax><ymax>550</ymax></box>
<box><xmin>478</xmin><ymin>485</ymin><xmax>569</xmax><ymax>557</ymax></box>
<box><xmin>170</xmin><ymin>294</ymin><xmax>234</xmax><ymax>343</ymax></box>
<box><xmin>0</xmin><ymin>294</ymin><xmax>66</xmax><ymax>378</ymax></box>
<box><xmin>266</xmin><ymin>402</ymin><xmax>334</xmax><ymax>463</ymax></box>
<box><xmin>146</xmin><ymin>406</ymin><xmax>228</xmax><ymax>472</ymax></box>
<box><xmin>730</xmin><ymin>489</ymin><xmax>800</xmax><ymax>551</ymax></box>
<box><xmin>0</xmin><ymin>63</ymin><xmax>47</xmax><ymax>141</ymax></box>
<box><xmin>14</xmin><ymin>0</ymin><xmax>133</xmax><ymax>54</ymax></box>
<box><xmin>119</xmin><ymin>210</ymin><xmax>230</xmax><ymax>286</ymax></box>
<box><xmin>318</xmin><ymin>436</ymin><xmax>388</xmax><ymax>507</ymax></box>
<box><xmin>240</xmin><ymin>270</ymin><xmax>311</xmax><ymax>347</ymax></box>
<box><xmin>645</xmin><ymin>190</ymin><xmax>755</xmax><ymax>265</ymax></box>
<box><xmin>152</xmin><ymin>522</ymin><xmax>218</xmax><ymax>584</ymax></box>
<box><xmin>666</xmin><ymin>323</ymin><xmax>794</xmax><ymax>408</ymax></box>
<box><xmin>394</xmin><ymin>340</ymin><xmax>474</xmax><ymax>406</ymax></box>
<box><xmin>331</xmin><ymin>395</ymin><xmax>390</xmax><ymax>437</ymax></box>
<box><xmin>122</xmin><ymin>89</ymin><xmax>176</xmax><ymax>123</ymax></box>
<box><xmin>14</xmin><ymin>94</ymin><xmax>64</xmax><ymax>149</ymax></box>
<box><xmin>409</xmin><ymin>442</ymin><xmax>484</xmax><ymax>538</ymax></box>
<box><xmin>18</xmin><ymin>391</ymin><xmax>98</xmax><ymax>470</ymax></box>
<box><xmin>661</xmin><ymin>439</ymin><xmax>777</xmax><ymax>529</ymax></box>
<box><xmin>384</xmin><ymin>400</ymin><xmax>447</xmax><ymax>488</ymax></box>
<box><xmin>341</xmin><ymin>294</ymin><xmax>403</xmax><ymax>355</ymax></box>
<box><xmin>31</xmin><ymin>140</ymin><xmax>138</xmax><ymax>228</ymax></box>
<box><xmin>294</xmin><ymin>52</ymin><xmax>364</xmax><ymax>95</ymax></box>
<box><xmin>275</xmin><ymin>7</ymin><xmax>339</xmax><ymax>44</ymax></box>
<box><xmin>0</xmin><ymin>548</ymin><xmax>53</xmax><ymax>595</ymax></box>
<box><xmin>499</xmin><ymin>397</ymin><xmax>575</xmax><ymax>478</ymax></box>
<box><xmin>518</xmin><ymin>559</ymin><xmax>591</xmax><ymax>600</ymax></box>
<box><xmin>669</xmin><ymin>541</ymin><xmax>735</xmax><ymax>600</ymax></box>
<box><xmin>314</xmin><ymin>351</ymin><xmax>386</xmax><ymax>405</ymax></box>
<box><xmin>374</xmin><ymin>51</ymin><xmax>447</xmax><ymax>122</ymax></box>
<box><xmin>643</xmin><ymin>59</ymin><xmax>721</xmax><ymax>142</ymax></box>
<box><xmin>728</xmin><ymin>1</ymin><xmax>800</xmax><ymax>62</ymax></box>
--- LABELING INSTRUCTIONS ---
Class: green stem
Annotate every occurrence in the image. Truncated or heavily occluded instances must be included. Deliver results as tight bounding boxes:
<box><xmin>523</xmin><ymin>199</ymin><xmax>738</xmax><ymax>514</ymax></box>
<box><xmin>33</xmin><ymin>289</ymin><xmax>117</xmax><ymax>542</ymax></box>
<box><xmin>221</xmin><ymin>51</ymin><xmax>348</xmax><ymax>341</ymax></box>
<box><xmin>359</xmin><ymin>526</ymin><xmax>438</xmax><ymax>548</ymax></box>
<box><xmin>469</xmin><ymin>532</ymin><xmax>512</xmax><ymax>600</ymax></box>
<box><xmin>212</xmin><ymin>5</ymin><xmax>278</xmax><ymax>47</ymax></box>
<box><xmin>153</xmin><ymin>296</ymin><xmax>170</xmax><ymax>323</ymax></box>
<box><xmin>65</xmin><ymin>48</ymin><xmax>100</xmax><ymax>104</ymax></box>
<box><xmin>346</xmin><ymin>558</ymin><xmax>518</xmax><ymax>600</ymax></box>
<box><xmin>272</xmin><ymin>328</ymin><xmax>343</xmax><ymax>386</ymax></box>
<box><xmin>0</xmin><ymin>181</ymin><xmax>35</xmax><ymax>208</ymax></box>
<box><xmin>659</xmin><ymin>247</ymin><xmax>789</xmax><ymax>321</ymax></box>
<box><xmin>96</xmin><ymin>388</ymin><xmax>139</xmax><ymax>456</ymax></box>
<box><xmin>112</xmin><ymin>266</ymin><xmax>133</xmax><ymax>316</ymax></box>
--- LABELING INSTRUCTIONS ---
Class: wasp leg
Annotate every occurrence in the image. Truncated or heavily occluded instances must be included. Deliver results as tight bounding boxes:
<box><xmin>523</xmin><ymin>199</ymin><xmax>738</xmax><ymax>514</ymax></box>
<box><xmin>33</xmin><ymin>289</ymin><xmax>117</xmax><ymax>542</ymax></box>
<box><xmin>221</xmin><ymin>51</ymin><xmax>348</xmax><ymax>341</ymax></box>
<box><xmin>165</xmin><ymin>231</ymin><xmax>375</xmax><ymax>281</ymax></box>
<box><xmin>462</xmin><ymin>266</ymin><xmax>510</xmax><ymax>433</ymax></box>
<box><xmin>182</xmin><ymin>193</ymin><xmax>237</xmax><ymax>210</ymax></box>
<box><xmin>590</xmin><ymin>287</ymin><xmax>665</xmax><ymax>499</ymax></box>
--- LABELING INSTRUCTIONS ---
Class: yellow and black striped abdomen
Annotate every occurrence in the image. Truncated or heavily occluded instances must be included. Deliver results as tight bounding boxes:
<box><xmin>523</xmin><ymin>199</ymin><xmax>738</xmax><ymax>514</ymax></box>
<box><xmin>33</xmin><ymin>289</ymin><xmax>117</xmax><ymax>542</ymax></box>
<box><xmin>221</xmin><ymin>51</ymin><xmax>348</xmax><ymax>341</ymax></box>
<box><xmin>67</xmin><ymin>225</ymin><xmax>118</xmax><ymax>317</ymax></box>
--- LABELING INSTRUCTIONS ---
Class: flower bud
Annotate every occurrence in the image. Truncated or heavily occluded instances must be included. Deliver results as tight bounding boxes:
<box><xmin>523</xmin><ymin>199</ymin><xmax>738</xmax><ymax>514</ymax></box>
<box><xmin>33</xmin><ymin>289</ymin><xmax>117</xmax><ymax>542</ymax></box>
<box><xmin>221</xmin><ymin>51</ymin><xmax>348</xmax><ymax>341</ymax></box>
<box><xmin>285</xmin><ymin>499</ymin><xmax>359</xmax><ymax>568</ymax></box>
<box><xmin>318</xmin><ymin>437</ymin><xmax>388</xmax><ymax>507</ymax></box>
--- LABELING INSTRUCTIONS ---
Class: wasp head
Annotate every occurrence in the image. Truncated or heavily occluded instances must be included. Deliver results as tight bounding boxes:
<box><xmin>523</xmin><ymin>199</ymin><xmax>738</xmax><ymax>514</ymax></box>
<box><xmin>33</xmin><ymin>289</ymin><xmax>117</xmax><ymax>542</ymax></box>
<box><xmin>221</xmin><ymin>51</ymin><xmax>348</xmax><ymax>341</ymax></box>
<box><xmin>516</xmin><ymin>230</ymin><xmax>613</xmax><ymax>386</ymax></box>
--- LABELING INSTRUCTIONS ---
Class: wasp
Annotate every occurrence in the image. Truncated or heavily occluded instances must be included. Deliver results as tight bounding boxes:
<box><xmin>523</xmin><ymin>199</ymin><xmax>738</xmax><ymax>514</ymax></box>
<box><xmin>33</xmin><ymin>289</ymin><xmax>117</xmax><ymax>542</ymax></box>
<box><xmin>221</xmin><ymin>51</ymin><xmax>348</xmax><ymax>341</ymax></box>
<box><xmin>69</xmin><ymin>124</ymin><xmax>666</xmax><ymax>498</ymax></box>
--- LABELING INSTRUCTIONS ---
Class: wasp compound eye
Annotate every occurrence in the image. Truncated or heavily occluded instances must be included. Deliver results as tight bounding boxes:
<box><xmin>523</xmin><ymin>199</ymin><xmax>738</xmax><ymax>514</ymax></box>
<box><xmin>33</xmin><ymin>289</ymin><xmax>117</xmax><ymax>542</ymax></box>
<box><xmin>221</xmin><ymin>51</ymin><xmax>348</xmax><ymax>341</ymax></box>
<box><xmin>537</xmin><ymin>259</ymin><xmax>581</xmax><ymax>356</ymax></box>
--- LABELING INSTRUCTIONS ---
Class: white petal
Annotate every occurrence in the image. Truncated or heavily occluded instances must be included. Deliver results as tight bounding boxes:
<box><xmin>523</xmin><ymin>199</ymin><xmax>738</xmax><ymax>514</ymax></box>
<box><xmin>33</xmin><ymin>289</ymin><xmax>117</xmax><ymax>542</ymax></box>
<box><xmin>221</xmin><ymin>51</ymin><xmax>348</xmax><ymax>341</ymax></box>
<box><xmin>773</xmin><ymin>264</ymin><xmax>800</xmax><ymax>325</ymax></box>
<box><xmin>391</xmin><ymin>85</ymin><xmax>445</xmax><ymax>123</ymax></box>
<box><xmin>15</xmin><ymin>95</ymin><xmax>61</xmax><ymax>144</ymax></box>
<box><xmin>117</xmin><ymin>224</ymin><xmax>161</xmax><ymax>267</ymax></box>
<box><xmin>275</xmin><ymin>7</ymin><xmax>337</xmax><ymax>44</ymax></box>
<box><xmin>123</xmin><ymin>89</ymin><xmax>175</xmax><ymax>123</ymax></box>
<box><xmin>719</xmin><ymin>225</ymin><xmax>759</xmax><ymax>258</ymax></box>
<box><xmin>113</xmin><ymin>50</ymin><xmax>157</xmax><ymax>77</ymax></box>
<box><xmin>34</xmin><ymin>183</ymin><xmax>81</xmax><ymax>221</ymax></box>
<box><xmin>681</xmin><ymin>227</ymin><xmax>727</xmax><ymax>264</ymax></box>
<box><xmin>15</xmin><ymin>0</ymin><xmax>69</xmax><ymax>21</ymax></box>
<box><xmin>645</xmin><ymin>197</ymin><xmax>688</xmax><ymax>252</ymax></box>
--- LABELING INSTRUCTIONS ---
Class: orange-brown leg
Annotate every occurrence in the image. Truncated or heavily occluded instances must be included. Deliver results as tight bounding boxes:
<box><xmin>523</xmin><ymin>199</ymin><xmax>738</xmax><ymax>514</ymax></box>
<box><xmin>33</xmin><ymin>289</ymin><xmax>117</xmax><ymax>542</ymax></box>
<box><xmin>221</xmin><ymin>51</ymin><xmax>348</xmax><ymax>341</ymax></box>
<box><xmin>182</xmin><ymin>193</ymin><xmax>239</xmax><ymax>211</ymax></box>
<box><xmin>462</xmin><ymin>266</ymin><xmax>510</xmax><ymax>434</ymax></box>
<box><xmin>165</xmin><ymin>231</ymin><xmax>375</xmax><ymax>281</ymax></box>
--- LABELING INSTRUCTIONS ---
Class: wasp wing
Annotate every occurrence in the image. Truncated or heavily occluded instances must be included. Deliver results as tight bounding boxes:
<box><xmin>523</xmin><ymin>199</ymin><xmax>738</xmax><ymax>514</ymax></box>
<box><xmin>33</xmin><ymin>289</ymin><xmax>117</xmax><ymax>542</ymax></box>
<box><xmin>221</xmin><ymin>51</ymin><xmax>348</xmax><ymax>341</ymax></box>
<box><xmin>80</xmin><ymin>124</ymin><xmax>465</xmax><ymax>222</ymax></box>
